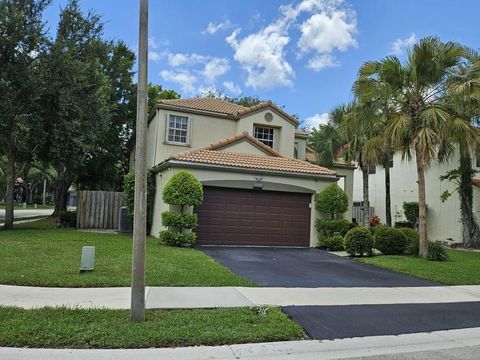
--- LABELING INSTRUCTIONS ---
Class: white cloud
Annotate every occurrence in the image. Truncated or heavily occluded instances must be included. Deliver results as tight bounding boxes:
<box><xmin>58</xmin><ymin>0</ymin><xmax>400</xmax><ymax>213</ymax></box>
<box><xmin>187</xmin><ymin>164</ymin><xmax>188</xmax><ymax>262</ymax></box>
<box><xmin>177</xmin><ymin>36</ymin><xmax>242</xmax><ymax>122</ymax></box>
<box><xmin>227</xmin><ymin>26</ymin><xmax>294</xmax><ymax>88</ymax></box>
<box><xmin>203</xmin><ymin>19</ymin><xmax>233</xmax><ymax>35</ymax></box>
<box><xmin>305</xmin><ymin>112</ymin><xmax>330</xmax><ymax>128</ymax></box>
<box><xmin>201</xmin><ymin>58</ymin><xmax>230</xmax><ymax>83</ymax></box>
<box><xmin>391</xmin><ymin>33</ymin><xmax>417</xmax><ymax>55</ymax></box>
<box><xmin>226</xmin><ymin>0</ymin><xmax>358</xmax><ymax>89</ymax></box>
<box><xmin>160</xmin><ymin>70</ymin><xmax>197</xmax><ymax>94</ymax></box>
<box><xmin>297</xmin><ymin>7</ymin><xmax>357</xmax><ymax>60</ymax></box>
<box><xmin>223</xmin><ymin>81</ymin><xmax>242</xmax><ymax>95</ymax></box>
<box><xmin>166</xmin><ymin>53</ymin><xmax>208</xmax><ymax>67</ymax></box>
<box><xmin>160</xmin><ymin>52</ymin><xmax>231</xmax><ymax>95</ymax></box>
<box><xmin>307</xmin><ymin>54</ymin><xmax>339</xmax><ymax>71</ymax></box>
<box><xmin>149</xmin><ymin>51</ymin><xmax>161</xmax><ymax>62</ymax></box>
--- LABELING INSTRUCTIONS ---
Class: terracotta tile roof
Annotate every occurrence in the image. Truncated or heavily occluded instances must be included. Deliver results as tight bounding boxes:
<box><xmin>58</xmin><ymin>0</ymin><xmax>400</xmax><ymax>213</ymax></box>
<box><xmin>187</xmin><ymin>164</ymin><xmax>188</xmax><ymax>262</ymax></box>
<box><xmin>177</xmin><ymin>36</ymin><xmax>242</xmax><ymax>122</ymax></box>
<box><xmin>158</xmin><ymin>98</ymin><xmax>248</xmax><ymax>116</ymax></box>
<box><xmin>170</xmin><ymin>149</ymin><xmax>335</xmax><ymax>176</ymax></box>
<box><xmin>158</xmin><ymin>98</ymin><xmax>299</xmax><ymax>124</ymax></box>
<box><xmin>305</xmin><ymin>146</ymin><xmax>352</xmax><ymax>167</ymax></box>
<box><xmin>295</xmin><ymin>129</ymin><xmax>309</xmax><ymax>137</ymax></box>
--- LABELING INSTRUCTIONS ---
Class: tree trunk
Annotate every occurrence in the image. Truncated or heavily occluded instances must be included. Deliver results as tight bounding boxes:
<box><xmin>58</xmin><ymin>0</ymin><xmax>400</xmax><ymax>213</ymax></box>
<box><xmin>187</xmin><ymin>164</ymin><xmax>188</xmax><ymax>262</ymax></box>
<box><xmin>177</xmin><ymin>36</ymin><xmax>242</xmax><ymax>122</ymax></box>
<box><xmin>42</xmin><ymin>178</ymin><xmax>47</xmax><ymax>206</ymax></box>
<box><xmin>362</xmin><ymin>166</ymin><xmax>370</xmax><ymax>227</ymax></box>
<box><xmin>458</xmin><ymin>154</ymin><xmax>480</xmax><ymax>248</ymax></box>
<box><xmin>384</xmin><ymin>164</ymin><xmax>392</xmax><ymax>227</ymax></box>
<box><xmin>415</xmin><ymin>152</ymin><xmax>428</xmax><ymax>258</ymax></box>
<box><xmin>53</xmin><ymin>166</ymin><xmax>69</xmax><ymax>216</ymax></box>
<box><xmin>2</xmin><ymin>144</ymin><xmax>16</xmax><ymax>230</ymax></box>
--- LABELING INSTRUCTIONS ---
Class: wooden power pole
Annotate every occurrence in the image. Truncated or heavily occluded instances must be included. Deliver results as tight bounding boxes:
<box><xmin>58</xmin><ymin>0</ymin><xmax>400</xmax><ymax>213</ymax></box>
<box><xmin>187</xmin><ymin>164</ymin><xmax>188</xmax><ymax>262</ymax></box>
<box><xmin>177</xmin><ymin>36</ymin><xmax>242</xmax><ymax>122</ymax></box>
<box><xmin>131</xmin><ymin>0</ymin><xmax>148</xmax><ymax>322</ymax></box>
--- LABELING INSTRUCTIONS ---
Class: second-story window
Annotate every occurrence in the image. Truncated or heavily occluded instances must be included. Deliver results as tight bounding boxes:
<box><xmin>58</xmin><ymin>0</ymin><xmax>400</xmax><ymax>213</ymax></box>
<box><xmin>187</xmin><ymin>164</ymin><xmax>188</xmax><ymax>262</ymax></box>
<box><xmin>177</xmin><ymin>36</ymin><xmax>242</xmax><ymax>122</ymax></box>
<box><xmin>167</xmin><ymin>114</ymin><xmax>189</xmax><ymax>144</ymax></box>
<box><xmin>254</xmin><ymin>126</ymin><xmax>274</xmax><ymax>148</ymax></box>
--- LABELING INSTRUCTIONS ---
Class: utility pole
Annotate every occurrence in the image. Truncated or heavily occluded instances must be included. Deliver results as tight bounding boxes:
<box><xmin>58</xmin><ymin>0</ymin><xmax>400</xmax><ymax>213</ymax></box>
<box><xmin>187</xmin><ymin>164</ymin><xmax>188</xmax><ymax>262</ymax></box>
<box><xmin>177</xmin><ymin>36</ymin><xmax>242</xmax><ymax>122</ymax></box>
<box><xmin>131</xmin><ymin>0</ymin><xmax>148</xmax><ymax>322</ymax></box>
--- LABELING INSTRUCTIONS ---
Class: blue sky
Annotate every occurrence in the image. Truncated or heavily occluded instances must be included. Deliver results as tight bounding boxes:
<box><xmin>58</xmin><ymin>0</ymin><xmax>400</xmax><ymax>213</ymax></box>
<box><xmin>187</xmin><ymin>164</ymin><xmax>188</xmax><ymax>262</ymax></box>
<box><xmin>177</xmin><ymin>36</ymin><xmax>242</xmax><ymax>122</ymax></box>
<box><xmin>43</xmin><ymin>0</ymin><xmax>480</xmax><ymax>128</ymax></box>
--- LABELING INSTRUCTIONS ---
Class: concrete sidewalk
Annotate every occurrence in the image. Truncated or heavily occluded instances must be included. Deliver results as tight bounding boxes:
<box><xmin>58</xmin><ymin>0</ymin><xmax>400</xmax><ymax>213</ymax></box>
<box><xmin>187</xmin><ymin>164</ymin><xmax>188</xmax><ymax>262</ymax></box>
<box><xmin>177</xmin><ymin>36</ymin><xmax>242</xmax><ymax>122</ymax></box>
<box><xmin>2</xmin><ymin>284</ymin><xmax>480</xmax><ymax>309</ymax></box>
<box><xmin>2</xmin><ymin>327</ymin><xmax>480</xmax><ymax>360</ymax></box>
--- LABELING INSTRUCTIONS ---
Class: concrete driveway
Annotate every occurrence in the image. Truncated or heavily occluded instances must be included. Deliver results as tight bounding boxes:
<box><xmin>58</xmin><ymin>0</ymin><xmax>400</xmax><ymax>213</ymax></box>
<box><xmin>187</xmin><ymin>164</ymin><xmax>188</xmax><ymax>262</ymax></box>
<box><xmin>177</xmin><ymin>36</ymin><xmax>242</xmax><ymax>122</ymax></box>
<box><xmin>200</xmin><ymin>247</ymin><xmax>438</xmax><ymax>287</ymax></box>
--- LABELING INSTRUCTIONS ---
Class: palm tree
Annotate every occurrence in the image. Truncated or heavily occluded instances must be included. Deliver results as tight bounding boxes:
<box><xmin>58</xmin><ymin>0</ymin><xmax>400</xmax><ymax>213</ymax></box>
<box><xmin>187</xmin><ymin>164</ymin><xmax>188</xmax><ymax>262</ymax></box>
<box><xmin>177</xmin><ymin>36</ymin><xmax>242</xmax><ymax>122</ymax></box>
<box><xmin>357</xmin><ymin>36</ymin><xmax>480</xmax><ymax>257</ymax></box>
<box><xmin>354</xmin><ymin>73</ymin><xmax>397</xmax><ymax>227</ymax></box>
<box><xmin>28</xmin><ymin>161</ymin><xmax>57</xmax><ymax>205</ymax></box>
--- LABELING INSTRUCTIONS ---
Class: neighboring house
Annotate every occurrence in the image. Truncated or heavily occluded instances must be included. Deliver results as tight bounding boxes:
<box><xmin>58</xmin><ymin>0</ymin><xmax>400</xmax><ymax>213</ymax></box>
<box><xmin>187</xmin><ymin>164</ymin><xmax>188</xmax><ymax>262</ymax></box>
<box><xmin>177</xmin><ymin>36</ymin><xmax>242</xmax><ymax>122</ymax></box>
<box><xmin>133</xmin><ymin>98</ymin><xmax>354</xmax><ymax>247</ymax></box>
<box><xmin>352</xmin><ymin>152</ymin><xmax>480</xmax><ymax>243</ymax></box>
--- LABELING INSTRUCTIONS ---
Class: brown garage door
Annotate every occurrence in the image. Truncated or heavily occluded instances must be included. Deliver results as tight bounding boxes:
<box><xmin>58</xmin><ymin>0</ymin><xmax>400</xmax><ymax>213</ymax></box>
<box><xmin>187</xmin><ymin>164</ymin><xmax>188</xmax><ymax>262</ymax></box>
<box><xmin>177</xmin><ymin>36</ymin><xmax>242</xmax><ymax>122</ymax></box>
<box><xmin>195</xmin><ymin>186</ymin><xmax>311</xmax><ymax>246</ymax></box>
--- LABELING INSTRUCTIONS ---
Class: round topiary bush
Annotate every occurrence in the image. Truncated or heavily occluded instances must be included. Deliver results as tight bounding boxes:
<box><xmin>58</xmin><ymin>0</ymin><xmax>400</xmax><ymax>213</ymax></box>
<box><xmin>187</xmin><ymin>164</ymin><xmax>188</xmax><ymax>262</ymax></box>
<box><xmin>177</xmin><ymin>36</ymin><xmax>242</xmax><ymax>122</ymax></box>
<box><xmin>374</xmin><ymin>227</ymin><xmax>408</xmax><ymax>255</ymax></box>
<box><xmin>315</xmin><ymin>184</ymin><xmax>349</xmax><ymax>217</ymax></box>
<box><xmin>315</xmin><ymin>219</ymin><xmax>351</xmax><ymax>237</ymax></box>
<box><xmin>398</xmin><ymin>228</ymin><xmax>420</xmax><ymax>255</ymax></box>
<box><xmin>163</xmin><ymin>171</ymin><xmax>203</xmax><ymax>206</ymax></box>
<box><xmin>344</xmin><ymin>227</ymin><xmax>374</xmax><ymax>257</ymax></box>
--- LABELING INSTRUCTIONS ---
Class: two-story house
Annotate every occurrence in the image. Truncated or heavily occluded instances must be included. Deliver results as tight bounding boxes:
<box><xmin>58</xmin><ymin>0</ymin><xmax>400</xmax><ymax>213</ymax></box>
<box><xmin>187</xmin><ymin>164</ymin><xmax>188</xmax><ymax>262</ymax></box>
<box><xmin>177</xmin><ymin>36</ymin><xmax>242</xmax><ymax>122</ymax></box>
<box><xmin>134</xmin><ymin>98</ymin><xmax>354</xmax><ymax>247</ymax></box>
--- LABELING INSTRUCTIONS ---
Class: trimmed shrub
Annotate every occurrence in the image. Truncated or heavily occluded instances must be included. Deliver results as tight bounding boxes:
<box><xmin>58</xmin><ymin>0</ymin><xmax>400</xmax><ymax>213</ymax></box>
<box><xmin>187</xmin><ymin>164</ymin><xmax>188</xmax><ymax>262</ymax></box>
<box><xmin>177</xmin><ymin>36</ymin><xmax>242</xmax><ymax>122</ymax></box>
<box><xmin>344</xmin><ymin>227</ymin><xmax>374</xmax><ymax>257</ymax></box>
<box><xmin>374</xmin><ymin>227</ymin><xmax>408</xmax><ymax>255</ymax></box>
<box><xmin>161</xmin><ymin>212</ymin><xmax>198</xmax><ymax>229</ymax></box>
<box><xmin>162</xmin><ymin>171</ymin><xmax>203</xmax><ymax>206</ymax></box>
<box><xmin>160</xmin><ymin>230</ymin><xmax>197</xmax><ymax>247</ymax></box>
<box><xmin>427</xmin><ymin>242</ymin><xmax>448</xmax><ymax>261</ymax></box>
<box><xmin>402</xmin><ymin>202</ymin><xmax>419</xmax><ymax>224</ymax></box>
<box><xmin>161</xmin><ymin>171</ymin><xmax>203</xmax><ymax>247</ymax></box>
<box><xmin>319</xmin><ymin>235</ymin><xmax>345</xmax><ymax>251</ymax></box>
<box><xmin>59</xmin><ymin>211</ymin><xmax>77</xmax><ymax>228</ymax></box>
<box><xmin>123</xmin><ymin>169</ymin><xmax>156</xmax><ymax>232</ymax></box>
<box><xmin>315</xmin><ymin>219</ymin><xmax>351</xmax><ymax>237</ymax></box>
<box><xmin>315</xmin><ymin>184</ymin><xmax>349</xmax><ymax>216</ymax></box>
<box><xmin>399</xmin><ymin>228</ymin><xmax>420</xmax><ymax>255</ymax></box>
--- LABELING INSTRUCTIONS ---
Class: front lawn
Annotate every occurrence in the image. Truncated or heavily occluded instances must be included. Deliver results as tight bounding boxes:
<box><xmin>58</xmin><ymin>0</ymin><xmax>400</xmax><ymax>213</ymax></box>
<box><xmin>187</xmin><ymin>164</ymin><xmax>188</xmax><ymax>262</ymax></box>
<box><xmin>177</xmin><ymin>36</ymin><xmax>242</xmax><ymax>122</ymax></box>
<box><xmin>0</xmin><ymin>220</ymin><xmax>254</xmax><ymax>287</ymax></box>
<box><xmin>0</xmin><ymin>307</ymin><xmax>304</xmax><ymax>348</ymax></box>
<box><xmin>358</xmin><ymin>249</ymin><xmax>480</xmax><ymax>285</ymax></box>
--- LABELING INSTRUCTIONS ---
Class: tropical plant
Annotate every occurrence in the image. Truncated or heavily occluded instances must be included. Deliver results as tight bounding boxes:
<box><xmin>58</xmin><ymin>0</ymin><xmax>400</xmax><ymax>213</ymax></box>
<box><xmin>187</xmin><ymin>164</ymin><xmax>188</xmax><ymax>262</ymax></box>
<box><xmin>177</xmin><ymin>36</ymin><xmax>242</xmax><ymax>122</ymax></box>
<box><xmin>356</xmin><ymin>36</ymin><xmax>480</xmax><ymax>257</ymax></box>
<box><xmin>27</xmin><ymin>161</ymin><xmax>57</xmax><ymax>205</ymax></box>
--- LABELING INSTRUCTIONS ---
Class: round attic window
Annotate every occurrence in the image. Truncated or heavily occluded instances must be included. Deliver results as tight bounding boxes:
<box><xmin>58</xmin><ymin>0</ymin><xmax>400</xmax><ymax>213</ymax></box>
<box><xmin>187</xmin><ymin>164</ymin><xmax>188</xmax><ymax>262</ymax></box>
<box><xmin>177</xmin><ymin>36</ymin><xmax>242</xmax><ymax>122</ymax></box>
<box><xmin>264</xmin><ymin>112</ymin><xmax>273</xmax><ymax>122</ymax></box>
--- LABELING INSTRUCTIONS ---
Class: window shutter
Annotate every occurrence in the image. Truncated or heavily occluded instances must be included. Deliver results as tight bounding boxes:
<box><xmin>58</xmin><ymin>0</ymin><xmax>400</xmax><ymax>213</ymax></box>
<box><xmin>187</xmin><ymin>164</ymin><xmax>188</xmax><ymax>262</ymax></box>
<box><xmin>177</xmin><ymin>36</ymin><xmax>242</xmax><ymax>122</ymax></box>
<box><xmin>165</xmin><ymin>113</ymin><xmax>169</xmax><ymax>142</ymax></box>
<box><xmin>188</xmin><ymin>117</ymin><xmax>193</xmax><ymax>145</ymax></box>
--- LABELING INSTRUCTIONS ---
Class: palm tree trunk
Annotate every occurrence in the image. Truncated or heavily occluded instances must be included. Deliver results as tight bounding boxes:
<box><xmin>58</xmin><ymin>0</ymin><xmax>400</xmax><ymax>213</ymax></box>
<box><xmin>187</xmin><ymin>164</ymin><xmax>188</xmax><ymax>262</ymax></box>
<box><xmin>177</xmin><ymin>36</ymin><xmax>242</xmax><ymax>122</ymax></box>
<box><xmin>458</xmin><ymin>153</ymin><xmax>480</xmax><ymax>248</ymax></box>
<box><xmin>415</xmin><ymin>152</ymin><xmax>428</xmax><ymax>258</ymax></box>
<box><xmin>2</xmin><ymin>144</ymin><xmax>16</xmax><ymax>230</ymax></box>
<box><xmin>362</xmin><ymin>166</ymin><xmax>370</xmax><ymax>227</ymax></box>
<box><xmin>384</xmin><ymin>164</ymin><xmax>392</xmax><ymax>227</ymax></box>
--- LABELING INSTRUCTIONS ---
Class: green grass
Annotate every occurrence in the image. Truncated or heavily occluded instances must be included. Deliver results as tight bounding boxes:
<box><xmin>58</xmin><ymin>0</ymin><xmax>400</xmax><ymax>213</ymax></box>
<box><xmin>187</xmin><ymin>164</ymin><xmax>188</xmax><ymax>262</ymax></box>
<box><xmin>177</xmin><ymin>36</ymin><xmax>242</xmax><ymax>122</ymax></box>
<box><xmin>0</xmin><ymin>214</ymin><xmax>50</xmax><ymax>226</ymax></box>
<box><xmin>358</xmin><ymin>249</ymin><xmax>480</xmax><ymax>285</ymax></box>
<box><xmin>0</xmin><ymin>307</ymin><xmax>304</xmax><ymax>348</ymax></box>
<box><xmin>0</xmin><ymin>220</ymin><xmax>255</xmax><ymax>287</ymax></box>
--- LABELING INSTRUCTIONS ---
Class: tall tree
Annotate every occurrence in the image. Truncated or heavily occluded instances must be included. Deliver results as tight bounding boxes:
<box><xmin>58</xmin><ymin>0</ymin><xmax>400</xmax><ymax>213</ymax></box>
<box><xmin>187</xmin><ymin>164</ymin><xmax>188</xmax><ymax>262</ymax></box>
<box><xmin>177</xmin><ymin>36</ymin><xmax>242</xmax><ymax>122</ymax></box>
<box><xmin>354</xmin><ymin>76</ymin><xmax>397</xmax><ymax>226</ymax></box>
<box><xmin>37</xmin><ymin>0</ymin><xmax>110</xmax><ymax>215</ymax></box>
<box><xmin>0</xmin><ymin>0</ymin><xmax>50</xmax><ymax>229</ymax></box>
<box><xmin>358</xmin><ymin>37</ymin><xmax>480</xmax><ymax>257</ymax></box>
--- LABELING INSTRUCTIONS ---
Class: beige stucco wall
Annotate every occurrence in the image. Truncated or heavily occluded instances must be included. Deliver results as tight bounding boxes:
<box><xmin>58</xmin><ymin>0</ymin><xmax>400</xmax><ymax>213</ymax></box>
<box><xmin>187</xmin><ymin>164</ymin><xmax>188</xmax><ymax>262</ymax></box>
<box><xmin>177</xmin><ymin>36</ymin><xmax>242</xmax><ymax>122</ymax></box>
<box><xmin>145</xmin><ymin>107</ymin><xmax>297</xmax><ymax>168</ymax></box>
<box><xmin>294</xmin><ymin>137</ymin><xmax>307</xmax><ymax>160</ymax></box>
<box><xmin>151</xmin><ymin>166</ymin><xmax>336</xmax><ymax>247</ymax></box>
<box><xmin>235</xmin><ymin>109</ymin><xmax>296</xmax><ymax>157</ymax></box>
<box><xmin>352</xmin><ymin>151</ymin><xmax>479</xmax><ymax>243</ymax></box>
<box><xmin>147</xmin><ymin>108</ymin><xmax>237</xmax><ymax>167</ymax></box>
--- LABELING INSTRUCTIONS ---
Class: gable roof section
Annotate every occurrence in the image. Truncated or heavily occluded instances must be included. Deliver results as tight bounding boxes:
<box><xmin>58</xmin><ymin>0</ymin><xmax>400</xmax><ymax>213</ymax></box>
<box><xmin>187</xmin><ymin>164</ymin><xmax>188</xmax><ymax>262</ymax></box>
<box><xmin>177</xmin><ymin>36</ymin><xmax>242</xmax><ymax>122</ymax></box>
<box><xmin>198</xmin><ymin>131</ymin><xmax>282</xmax><ymax>157</ymax></box>
<box><xmin>154</xmin><ymin>132</ymin><xmax>336</xmax><ymax>177</ymax></box>
<box><xmin>157</xmin><ymin>98</ymin><xmax>299</xmax><ymax>125</ymax></box>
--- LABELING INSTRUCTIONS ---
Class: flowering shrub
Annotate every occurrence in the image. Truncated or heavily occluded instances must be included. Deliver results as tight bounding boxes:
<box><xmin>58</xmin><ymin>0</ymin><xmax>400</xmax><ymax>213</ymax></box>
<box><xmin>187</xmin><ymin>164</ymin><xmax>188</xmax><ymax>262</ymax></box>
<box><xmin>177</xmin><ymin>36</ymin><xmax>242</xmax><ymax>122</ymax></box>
<box><xmin>369</xmin><ymin>215</ymin><xmax>381</xmax><ymax>227</ymax></box>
